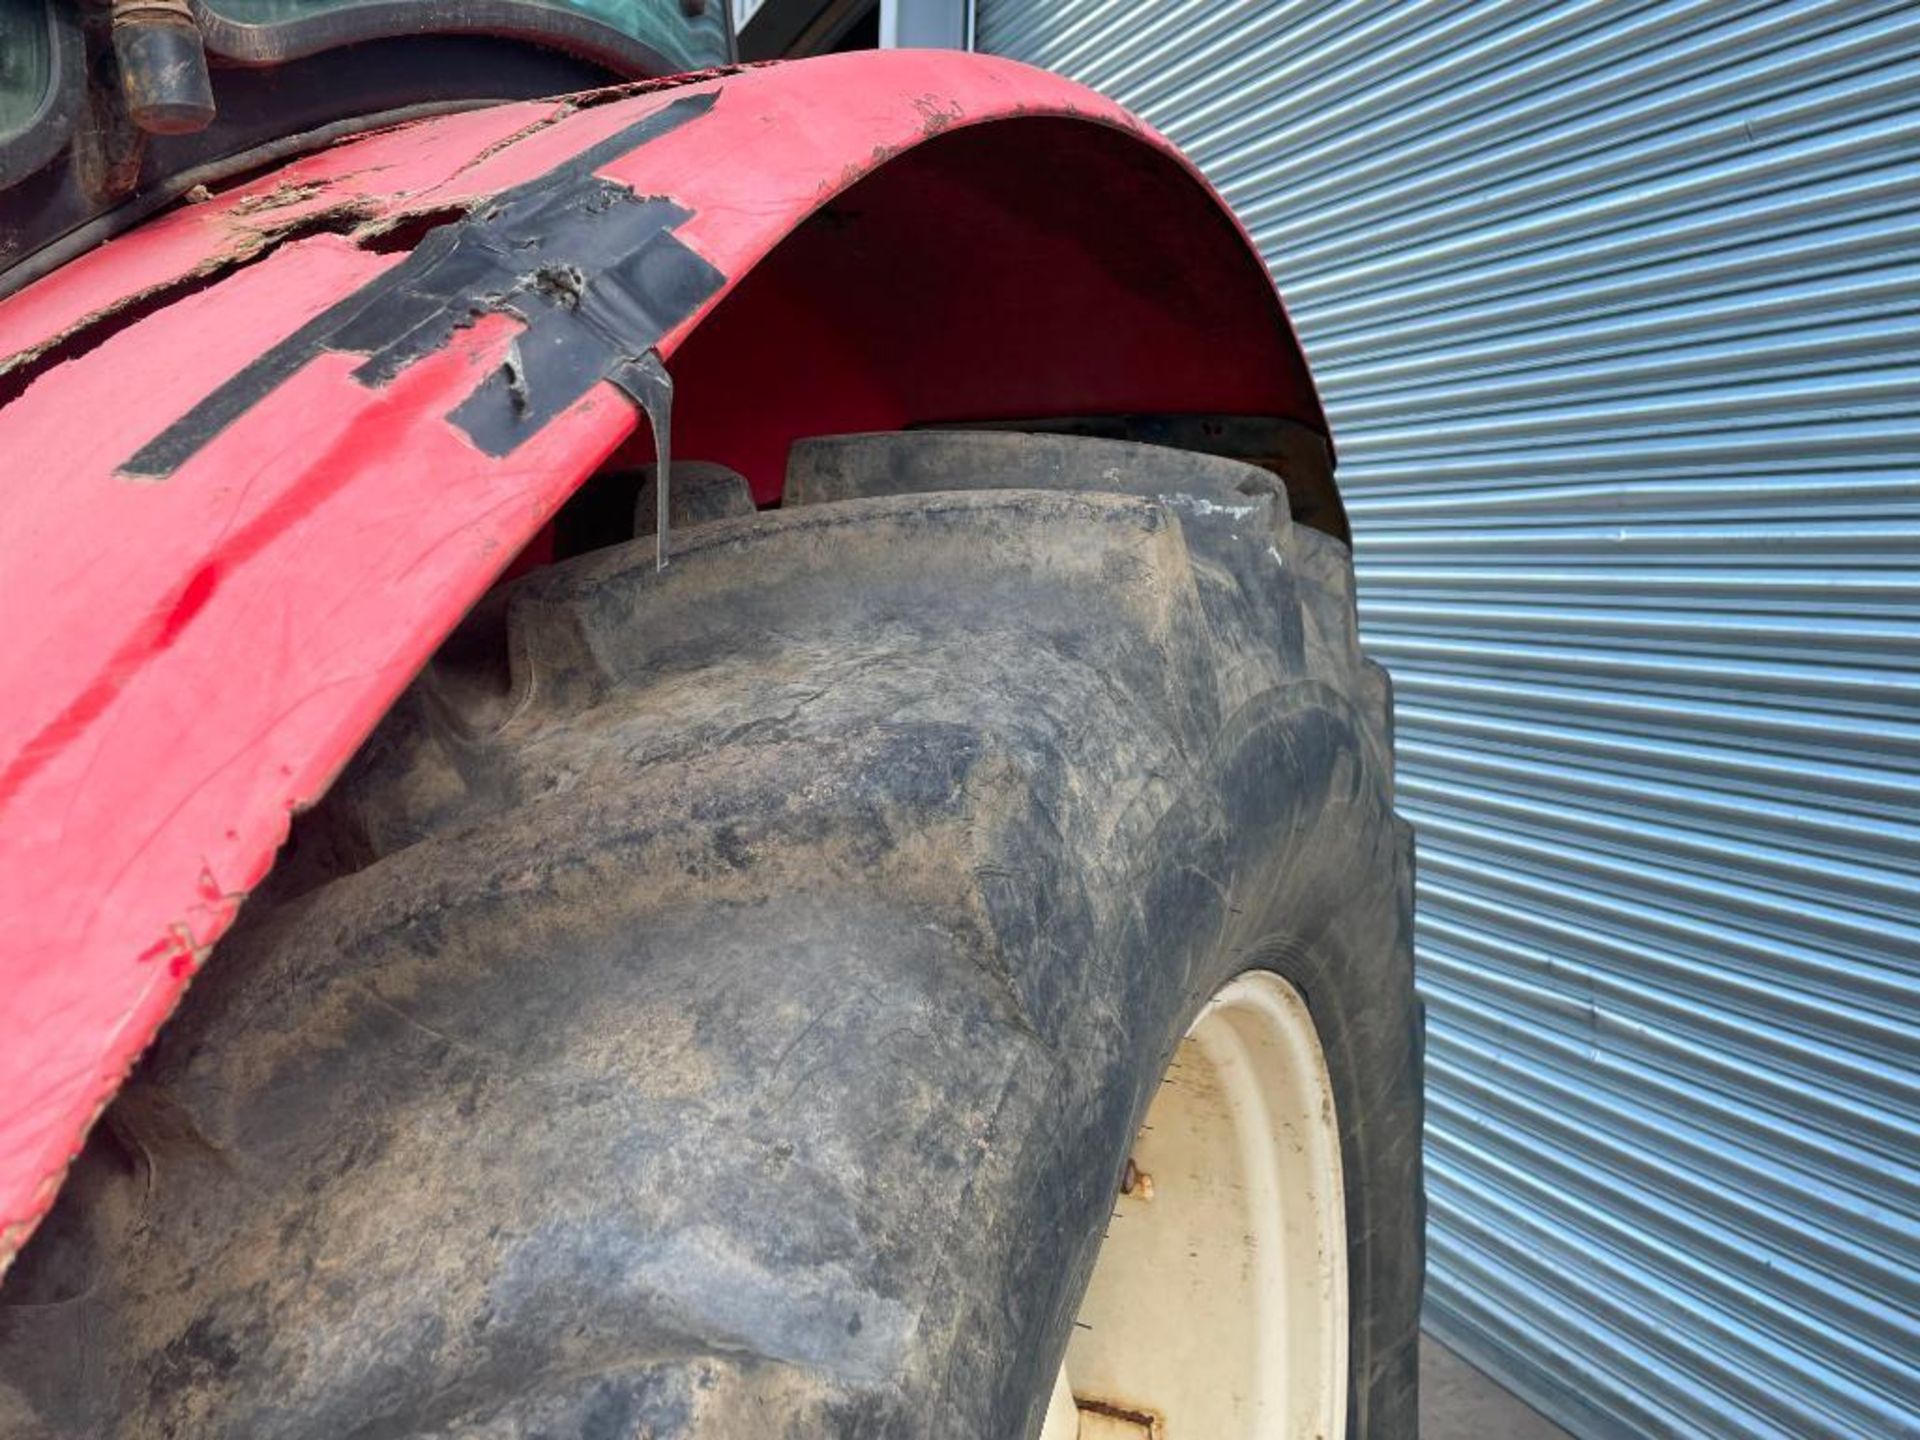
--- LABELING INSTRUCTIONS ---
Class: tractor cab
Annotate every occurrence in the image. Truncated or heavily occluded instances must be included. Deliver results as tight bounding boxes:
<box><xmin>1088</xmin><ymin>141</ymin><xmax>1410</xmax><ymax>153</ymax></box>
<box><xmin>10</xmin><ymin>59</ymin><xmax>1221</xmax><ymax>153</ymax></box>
<box><xmin>0</xmin><ymin>0</ymin><xmax>731</xmax><ymax>287</ymax></box>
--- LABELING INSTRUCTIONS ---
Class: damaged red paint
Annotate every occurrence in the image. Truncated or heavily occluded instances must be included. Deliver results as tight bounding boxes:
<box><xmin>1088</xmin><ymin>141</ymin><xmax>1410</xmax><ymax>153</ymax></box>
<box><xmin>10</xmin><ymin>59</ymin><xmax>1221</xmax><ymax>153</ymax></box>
<box><xmin>0</xmin><ymin>51</ymin><xmax>1327</xmax><ymax>1272</ymax></box>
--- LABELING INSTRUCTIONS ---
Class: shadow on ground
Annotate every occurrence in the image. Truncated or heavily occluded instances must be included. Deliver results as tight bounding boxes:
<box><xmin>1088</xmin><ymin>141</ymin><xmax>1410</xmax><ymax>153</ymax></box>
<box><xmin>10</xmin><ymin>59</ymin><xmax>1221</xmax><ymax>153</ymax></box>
<box><xmin>1422</xmin><ymin>1335</ymin><xmax>1574</xmax><ymax>1439</ymax></box>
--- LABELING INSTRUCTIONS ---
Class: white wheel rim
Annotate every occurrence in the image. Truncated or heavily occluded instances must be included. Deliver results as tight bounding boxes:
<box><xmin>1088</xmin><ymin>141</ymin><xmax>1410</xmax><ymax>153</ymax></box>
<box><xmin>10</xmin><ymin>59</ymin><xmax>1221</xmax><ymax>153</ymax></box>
<box><xmin>1043</xmin><ymin>970</ymin><xmax>1348</xmax><ymax>1438</ymax></box>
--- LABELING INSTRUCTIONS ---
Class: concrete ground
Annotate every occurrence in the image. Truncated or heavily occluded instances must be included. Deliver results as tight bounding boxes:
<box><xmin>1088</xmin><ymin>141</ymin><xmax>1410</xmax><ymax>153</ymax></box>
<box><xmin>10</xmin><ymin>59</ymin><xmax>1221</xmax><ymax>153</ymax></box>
<box><xmin>1422</xmin><ymin>1335</ymin><xmax>1574</xmax><ymax>1440</ymax></box>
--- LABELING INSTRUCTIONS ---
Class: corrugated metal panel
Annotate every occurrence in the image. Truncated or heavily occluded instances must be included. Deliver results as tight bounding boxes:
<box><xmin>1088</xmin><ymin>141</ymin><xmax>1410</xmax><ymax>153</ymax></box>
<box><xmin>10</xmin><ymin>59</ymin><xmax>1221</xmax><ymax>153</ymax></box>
<box><xmin>976</xmin><ymin>3</ymin><xmax>1920</xmax><ymax>1435</ymax></box>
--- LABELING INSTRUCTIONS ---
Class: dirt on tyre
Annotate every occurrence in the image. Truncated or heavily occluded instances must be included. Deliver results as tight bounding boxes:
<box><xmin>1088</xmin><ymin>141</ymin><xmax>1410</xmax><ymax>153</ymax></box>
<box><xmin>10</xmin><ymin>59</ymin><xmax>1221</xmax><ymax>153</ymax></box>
<box><xmin>0</xmin><ymin>431</ymin><xmax>1421</xmax><ymax>1439</ymax></box>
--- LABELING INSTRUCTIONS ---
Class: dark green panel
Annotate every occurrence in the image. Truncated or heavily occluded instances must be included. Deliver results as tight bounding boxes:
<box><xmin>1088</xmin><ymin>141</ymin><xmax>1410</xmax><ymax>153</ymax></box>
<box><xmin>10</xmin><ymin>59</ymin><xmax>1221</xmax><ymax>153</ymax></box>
<box><xmin>0</xmin><ymin>0</ymin><xmax>55</xmax><ymax>144</ymax></box>
<box><xmin>199</xmin><ymin>0</ymin><xmax>732</xmax><ymax>72</ymax></box>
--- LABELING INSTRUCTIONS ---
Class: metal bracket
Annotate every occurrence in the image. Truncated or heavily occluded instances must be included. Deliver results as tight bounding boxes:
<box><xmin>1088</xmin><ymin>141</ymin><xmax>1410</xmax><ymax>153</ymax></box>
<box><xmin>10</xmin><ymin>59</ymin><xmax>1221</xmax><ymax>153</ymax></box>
<box><xmin>879</xmin><ymin>0</ymin><xmax>972</xmax><ymax>50</ymax></box>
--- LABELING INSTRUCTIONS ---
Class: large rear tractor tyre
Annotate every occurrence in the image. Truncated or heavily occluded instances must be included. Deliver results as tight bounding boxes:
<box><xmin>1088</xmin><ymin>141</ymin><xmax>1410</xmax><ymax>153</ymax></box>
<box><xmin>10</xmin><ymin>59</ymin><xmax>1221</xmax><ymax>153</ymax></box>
<box><xmin>0</xmin><ymin>431</ymin><xmax>1421</xmax><ymax>1439</ymax></box>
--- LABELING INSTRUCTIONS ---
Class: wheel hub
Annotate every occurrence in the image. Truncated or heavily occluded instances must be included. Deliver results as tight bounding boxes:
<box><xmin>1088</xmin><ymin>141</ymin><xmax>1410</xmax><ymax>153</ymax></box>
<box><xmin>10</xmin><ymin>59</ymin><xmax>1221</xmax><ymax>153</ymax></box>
<box><xmin>1043</xmin><ymin>970</ymin><xmax>1349</xmax><ymax>1438</ymax></box>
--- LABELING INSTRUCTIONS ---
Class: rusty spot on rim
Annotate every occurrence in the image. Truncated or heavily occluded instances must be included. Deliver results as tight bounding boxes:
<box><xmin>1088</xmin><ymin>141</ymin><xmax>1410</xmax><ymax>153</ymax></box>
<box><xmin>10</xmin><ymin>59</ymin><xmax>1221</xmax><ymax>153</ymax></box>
<box><xmin>1075</xmin><ymin>1396</ymin><xmax>1164</xmax><ymax>1437</ymax></box>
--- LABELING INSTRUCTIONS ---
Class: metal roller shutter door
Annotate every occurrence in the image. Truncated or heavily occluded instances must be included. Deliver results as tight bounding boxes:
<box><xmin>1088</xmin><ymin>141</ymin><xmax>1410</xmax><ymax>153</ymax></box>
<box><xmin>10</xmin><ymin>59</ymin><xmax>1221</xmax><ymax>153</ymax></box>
<box><xmin>974</xmin><ymin>3</ymin><xmax>1920</xmax><ymax>1435</ymax></box>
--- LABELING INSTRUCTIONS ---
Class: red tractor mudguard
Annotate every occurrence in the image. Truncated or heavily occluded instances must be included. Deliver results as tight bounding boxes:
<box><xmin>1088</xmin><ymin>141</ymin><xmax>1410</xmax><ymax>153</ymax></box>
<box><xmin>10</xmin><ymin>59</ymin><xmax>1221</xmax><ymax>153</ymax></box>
<box><xmin>0</xmin><ymin>50</ymin><xmax>1329</xmax><ymax>1271</ymax></box>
